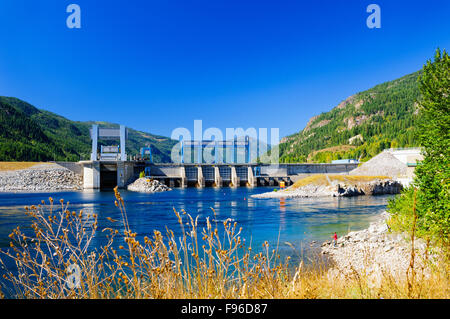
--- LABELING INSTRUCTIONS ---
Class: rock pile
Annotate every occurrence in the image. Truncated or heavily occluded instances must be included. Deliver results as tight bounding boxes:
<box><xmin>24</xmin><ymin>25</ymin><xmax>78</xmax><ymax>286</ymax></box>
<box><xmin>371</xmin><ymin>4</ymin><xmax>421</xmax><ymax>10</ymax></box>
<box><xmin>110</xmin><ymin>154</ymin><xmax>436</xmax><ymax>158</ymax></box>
<box><xmin>321</xmin><ymin>212</ymin><xmax>436</xmax><ymax>286</ymax></box>
<box><xmin>0</xmin><ymin>167</ymin><xmax>83</xmax><ymax>192</ymax></box>
<box><xmin>127</xmin><ymin>178</ymin><xmax>172</xmax><ymax>193</ymax></box>
<box><xmin>336</xmin><ymin>179</ymin><xmax>402</xmax><ymax>196</ymax></box>
<box><xmin>350</xmin><ymin>151</ymin><xmax>408</xmax><ymax>177</ymax></box>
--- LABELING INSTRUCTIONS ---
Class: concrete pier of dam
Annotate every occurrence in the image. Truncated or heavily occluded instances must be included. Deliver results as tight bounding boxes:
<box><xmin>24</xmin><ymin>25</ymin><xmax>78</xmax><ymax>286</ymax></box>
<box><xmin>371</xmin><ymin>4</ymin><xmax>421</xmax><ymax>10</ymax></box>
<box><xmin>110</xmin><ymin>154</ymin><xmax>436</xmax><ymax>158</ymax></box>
<box><xmin>77</xmin><ymin>161</ymin><xmax>359</xmax><ymax>190</ymax></box>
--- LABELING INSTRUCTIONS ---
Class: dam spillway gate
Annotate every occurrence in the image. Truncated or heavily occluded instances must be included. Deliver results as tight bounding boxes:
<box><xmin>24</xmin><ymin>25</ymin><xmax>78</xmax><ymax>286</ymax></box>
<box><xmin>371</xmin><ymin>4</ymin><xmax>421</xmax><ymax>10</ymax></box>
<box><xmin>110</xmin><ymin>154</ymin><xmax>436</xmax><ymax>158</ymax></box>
<box><xmin>78</xmin><ymin>161</ymin><xmax>359</xmax><ymax>190</ymax></box>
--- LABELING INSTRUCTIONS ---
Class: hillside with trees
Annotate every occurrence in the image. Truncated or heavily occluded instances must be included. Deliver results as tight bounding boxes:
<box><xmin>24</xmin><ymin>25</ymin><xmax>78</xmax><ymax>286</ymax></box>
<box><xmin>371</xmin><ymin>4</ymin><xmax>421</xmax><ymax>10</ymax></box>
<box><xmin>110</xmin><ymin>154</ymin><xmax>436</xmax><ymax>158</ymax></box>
<box><xmin>279</xmin><ymin>70</ymin><xmax>422</xmax><ymax>163</ymax></box>
<box><xmin>0</xmin><ymin>97</ymin><xmax>176</xmax><ymax>162</ymax></box>
<box><xmin>388</xmin><ymin>49</ymin><xmax>449</xmax><ymax>242</ymax></box>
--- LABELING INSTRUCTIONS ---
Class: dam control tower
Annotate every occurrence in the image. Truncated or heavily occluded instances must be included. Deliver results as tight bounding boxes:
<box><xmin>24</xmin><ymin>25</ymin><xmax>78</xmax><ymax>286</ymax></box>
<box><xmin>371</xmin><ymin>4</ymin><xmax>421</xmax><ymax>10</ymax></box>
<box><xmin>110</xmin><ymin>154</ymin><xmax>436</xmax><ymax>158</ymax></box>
<box><xmin>90</xmin><ymin>124</ymin><xmax>127</xmax><ymax>161</ymax></box>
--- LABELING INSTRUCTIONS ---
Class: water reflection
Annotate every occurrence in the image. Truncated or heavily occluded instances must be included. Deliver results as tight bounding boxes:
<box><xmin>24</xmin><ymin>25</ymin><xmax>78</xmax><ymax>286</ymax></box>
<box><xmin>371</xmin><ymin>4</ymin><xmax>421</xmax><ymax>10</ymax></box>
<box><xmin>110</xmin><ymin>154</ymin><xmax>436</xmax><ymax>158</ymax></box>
<box><xmin>0</xmin><ymin>188</ymin><xmax>393</xmax><ymax>264</ymax></box>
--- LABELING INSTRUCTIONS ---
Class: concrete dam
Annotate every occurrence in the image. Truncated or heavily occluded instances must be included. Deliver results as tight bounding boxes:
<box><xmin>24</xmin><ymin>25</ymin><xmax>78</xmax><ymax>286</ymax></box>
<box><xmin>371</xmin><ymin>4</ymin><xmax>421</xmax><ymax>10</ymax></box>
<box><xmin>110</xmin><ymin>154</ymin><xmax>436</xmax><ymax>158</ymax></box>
<box><xmin>75</xmin><ymin>124</ymin><xmax>358</xmax><ymax>189</ymax></box>
<box><xmin>78</xmin><ymin>161</ymin><xmax>359</xmax><ymax>190</ymax></box>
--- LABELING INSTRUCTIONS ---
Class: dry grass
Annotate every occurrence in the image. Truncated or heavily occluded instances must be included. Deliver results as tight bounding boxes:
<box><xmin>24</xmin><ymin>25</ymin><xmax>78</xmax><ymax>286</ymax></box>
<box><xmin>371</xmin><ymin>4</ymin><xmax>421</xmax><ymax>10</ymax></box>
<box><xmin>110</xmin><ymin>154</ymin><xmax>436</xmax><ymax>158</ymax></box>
<box><xmin>0</xmin><ymin>188</ymin><xmax>447</xmax><ymax>299</ymax></box>
<box><xmin>0</xmin><ymin>162</ymin><xmax>43</xmax><ymax>171</ymax></box>
<box><xmin>290</xmin><ymin>174</ymin><xmax>391</xmax><ymax>189</ymax></box>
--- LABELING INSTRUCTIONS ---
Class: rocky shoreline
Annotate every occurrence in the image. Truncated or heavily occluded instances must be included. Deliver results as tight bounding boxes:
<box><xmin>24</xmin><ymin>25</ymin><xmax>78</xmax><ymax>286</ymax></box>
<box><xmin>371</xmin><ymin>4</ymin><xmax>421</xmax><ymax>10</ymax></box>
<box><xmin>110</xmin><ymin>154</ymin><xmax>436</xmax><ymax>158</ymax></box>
<box><xmin>321</xmin><ymin>212</ymin><xmax>435</xmax><ymax>286</ymax></box>
<box><xmin>252</xmin><ymin>178</ymin><xmax>402</xmax><ymax>199</ymax></box>
<box><xmin>0</xmin><ymin>164</ymin><xmax>83</xmax><ymax>192</ymax></box>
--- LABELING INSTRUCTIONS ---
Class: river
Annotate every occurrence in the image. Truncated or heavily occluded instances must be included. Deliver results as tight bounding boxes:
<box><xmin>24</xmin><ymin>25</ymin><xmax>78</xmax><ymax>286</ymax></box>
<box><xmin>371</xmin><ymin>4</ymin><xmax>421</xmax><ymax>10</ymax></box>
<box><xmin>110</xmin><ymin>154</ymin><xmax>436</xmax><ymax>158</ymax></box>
<box><xmin>0</xmin><ymin>187</ymin><xmax>393</xmax><ymax>263</ymax></box>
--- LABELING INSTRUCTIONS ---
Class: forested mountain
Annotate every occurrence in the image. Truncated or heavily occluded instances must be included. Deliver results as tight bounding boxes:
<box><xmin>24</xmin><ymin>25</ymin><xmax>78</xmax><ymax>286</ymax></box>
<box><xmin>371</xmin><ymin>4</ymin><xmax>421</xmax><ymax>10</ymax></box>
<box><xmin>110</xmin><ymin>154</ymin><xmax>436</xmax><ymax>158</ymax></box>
<box><xmin>0</xmin><ymin>97</ymin><xmax>176</xmax><ymax>162</ymax></box>
<box><xmin>279</xmin><ymin>71</ymin><xmax>422</xmax><ymax>163</ymax></box>
<box><xmin>0</xmin><ymin>69</ymin><xmax>423</xmax><ymax>163</ymax></box>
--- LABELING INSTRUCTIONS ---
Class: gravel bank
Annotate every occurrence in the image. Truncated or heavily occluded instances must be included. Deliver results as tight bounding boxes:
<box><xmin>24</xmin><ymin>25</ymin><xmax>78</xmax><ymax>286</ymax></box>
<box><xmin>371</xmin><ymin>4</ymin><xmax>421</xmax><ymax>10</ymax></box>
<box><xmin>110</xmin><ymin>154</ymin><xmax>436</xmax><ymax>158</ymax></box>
<box><xmin>253</xmin><ymin>184</ymin><xmax>336</xmax><ymax>199</ymax></box>
<box><xmin>252</xmin><ymin>178</ymin><xmax>402</xmax><ymax>199</ymax></box>
<box><xmin>0</xmin><ymin>164</ymin><xmax>83</xmax><ymax>192</ymax></box>
<box><xmin>127</xmin><ymin>178</ymin><xmax>172</xmax><ymax>193</ymax></box>
<box><xmin>321</xmin><ymin>212</ymin><xmax>436</xmax><ymax>286</ymax></box>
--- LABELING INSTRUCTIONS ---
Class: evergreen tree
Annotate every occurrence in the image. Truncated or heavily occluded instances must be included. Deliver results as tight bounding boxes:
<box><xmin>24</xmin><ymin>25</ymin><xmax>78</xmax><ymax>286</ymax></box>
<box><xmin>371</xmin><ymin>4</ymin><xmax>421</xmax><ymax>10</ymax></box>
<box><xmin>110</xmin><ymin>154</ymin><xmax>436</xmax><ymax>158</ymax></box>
<box><xmin>413</xmin><ymin>49</ymin><xmax>450</xmax><ymax>239</ymax></box>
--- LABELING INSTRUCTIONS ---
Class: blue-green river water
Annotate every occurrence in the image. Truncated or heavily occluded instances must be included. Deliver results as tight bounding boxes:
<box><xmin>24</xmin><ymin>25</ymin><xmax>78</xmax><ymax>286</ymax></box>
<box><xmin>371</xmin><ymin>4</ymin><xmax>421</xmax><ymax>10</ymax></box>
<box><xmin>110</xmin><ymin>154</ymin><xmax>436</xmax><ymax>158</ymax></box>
<box><xmin>0</xmin><ymin>187</ymin><xmax>394</xmax><ymax>296</ymax></box>
<box><xmin>0</xmin><ymin>187</ymin><xmax>393</xmax><ymax>260</ymax></box>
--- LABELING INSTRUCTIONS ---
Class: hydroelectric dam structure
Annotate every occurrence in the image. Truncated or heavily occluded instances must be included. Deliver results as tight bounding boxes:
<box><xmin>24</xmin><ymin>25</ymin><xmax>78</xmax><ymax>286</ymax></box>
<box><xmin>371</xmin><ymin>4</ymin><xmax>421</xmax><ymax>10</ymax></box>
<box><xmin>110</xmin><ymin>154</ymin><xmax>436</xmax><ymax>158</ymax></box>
<box><xmin>77</xmin><ymin>125</ymin><xmax>359</xmax><ymax>190</ymax></box>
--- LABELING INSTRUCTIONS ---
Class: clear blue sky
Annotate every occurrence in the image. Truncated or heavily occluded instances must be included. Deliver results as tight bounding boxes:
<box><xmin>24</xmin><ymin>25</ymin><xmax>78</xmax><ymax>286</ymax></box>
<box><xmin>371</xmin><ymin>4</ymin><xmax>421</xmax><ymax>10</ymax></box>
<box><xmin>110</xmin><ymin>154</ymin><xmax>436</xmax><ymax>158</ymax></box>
<box><xmin>0</xmin><ymin>0</ymin><xmax>449</xmax><ymax>139</ymax></box>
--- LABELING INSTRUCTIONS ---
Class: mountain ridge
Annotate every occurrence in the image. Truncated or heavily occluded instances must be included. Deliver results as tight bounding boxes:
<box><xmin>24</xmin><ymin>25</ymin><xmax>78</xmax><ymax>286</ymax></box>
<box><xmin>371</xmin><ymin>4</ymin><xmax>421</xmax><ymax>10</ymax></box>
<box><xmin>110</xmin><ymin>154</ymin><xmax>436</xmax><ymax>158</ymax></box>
<box><xmin>279</xmin><ymin>70</ymin><xmax>422</xmax><ymax>163</ymax></box>
<box><xmin>1</xmin><ymin>69</ymin><xmax>423</xmax><ymax>163</ymax></box>
<box><xmin>0</xmin><ymin>96</ymin><xmax>176</xmax><ymax>162</ymax></box>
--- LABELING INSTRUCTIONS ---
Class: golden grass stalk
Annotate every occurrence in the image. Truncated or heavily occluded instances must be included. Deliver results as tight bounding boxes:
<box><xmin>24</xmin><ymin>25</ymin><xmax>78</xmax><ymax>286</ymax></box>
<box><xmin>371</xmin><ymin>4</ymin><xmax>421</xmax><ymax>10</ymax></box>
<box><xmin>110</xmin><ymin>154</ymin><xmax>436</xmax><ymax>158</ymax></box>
<box><xmin>0</xmin><ymin>188</ymin><xmax>448</xmax><ymax>299</ymax></box>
